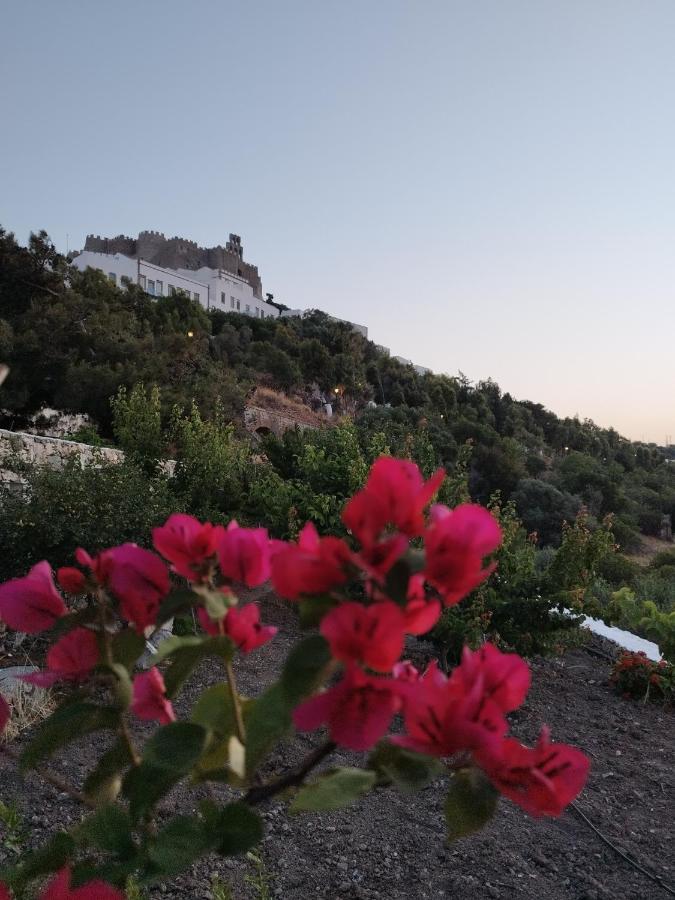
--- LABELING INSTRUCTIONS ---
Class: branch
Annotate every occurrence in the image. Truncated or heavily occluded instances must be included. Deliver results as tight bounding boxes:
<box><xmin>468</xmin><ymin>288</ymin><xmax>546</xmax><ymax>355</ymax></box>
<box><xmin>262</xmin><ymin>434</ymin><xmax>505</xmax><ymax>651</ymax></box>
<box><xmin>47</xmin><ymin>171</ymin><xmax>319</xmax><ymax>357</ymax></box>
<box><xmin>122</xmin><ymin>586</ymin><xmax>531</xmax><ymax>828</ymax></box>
<box><xmin>244</xmin><ymin>740</ymin><xmax>336</xmax><ymax>806</ymax></box>
<box><xmin>0</xmin><ymin>744</ymin><xmax>95</xmax><ymax>809</ymax></box>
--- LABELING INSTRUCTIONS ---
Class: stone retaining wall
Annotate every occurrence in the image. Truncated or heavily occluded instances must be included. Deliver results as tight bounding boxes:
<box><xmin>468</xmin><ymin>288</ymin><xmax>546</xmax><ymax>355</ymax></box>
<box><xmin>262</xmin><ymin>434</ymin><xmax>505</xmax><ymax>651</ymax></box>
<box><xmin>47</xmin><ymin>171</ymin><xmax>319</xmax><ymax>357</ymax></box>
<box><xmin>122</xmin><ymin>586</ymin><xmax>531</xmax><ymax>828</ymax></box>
<box><xmin>0</xmin><ymin>429</ymin><xmax>125</xmax><ymax>488</ymax></box>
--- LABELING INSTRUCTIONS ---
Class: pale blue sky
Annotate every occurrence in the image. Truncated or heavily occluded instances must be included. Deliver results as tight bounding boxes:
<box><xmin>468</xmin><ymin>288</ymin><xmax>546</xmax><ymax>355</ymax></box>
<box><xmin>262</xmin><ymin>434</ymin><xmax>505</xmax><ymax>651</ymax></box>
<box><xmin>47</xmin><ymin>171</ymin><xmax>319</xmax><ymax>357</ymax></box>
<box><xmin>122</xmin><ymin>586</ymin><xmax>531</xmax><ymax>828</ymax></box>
<box><xmin>2</xmin><ymin>1</ymin><xmax>674</xmax><ymax>442</ymax></box>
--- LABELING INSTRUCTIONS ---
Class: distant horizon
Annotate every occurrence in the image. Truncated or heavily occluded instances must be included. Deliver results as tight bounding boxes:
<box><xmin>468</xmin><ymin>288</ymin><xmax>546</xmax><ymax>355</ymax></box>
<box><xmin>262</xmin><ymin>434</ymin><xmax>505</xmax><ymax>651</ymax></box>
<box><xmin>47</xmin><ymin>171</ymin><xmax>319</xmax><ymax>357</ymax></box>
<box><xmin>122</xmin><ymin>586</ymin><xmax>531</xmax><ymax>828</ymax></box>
<box><xmin>2</xmin><ymin>2</ymin><xmax>674</xmax><ymax>445</ymax></box>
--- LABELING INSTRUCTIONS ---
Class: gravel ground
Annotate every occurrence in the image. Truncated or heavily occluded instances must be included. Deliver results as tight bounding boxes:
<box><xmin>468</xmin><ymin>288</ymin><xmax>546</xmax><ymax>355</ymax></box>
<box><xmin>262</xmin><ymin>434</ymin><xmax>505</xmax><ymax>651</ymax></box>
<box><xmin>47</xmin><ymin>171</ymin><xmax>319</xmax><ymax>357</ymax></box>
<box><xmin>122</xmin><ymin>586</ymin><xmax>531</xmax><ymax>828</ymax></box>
<box><xmin>1</xmin><ymin>589</ymin><xmax>673</xmax><ymax>900</ymax></box>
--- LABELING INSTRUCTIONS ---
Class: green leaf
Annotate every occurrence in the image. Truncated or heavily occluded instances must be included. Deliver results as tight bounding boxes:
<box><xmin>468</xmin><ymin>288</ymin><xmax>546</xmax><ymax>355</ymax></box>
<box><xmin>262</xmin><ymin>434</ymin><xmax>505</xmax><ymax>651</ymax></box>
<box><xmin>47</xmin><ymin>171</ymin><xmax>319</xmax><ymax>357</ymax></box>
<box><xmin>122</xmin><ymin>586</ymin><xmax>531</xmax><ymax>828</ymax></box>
<box><xmin>20</xmin><ymin>702</ymin><xmax>120</xmax><ymax>770</ymax></box>
<box><xmin>279</xmin><ymin>634</ymin><xmax>331</xmax><ymax>704</ymax></box>
<box><xmin>83</xmin><ymin>739</ymin><xmax>132</xmax><ymax>804</ymax></box>
<box><xmin>290</xmin><ymin>767</ymin><xmax>376</xmax><ymax>813</ymax></box>
<box><xmin>46</xmin><ymin>606</ymin><xmax>99</xmax><ymax>639</ymax></box>
<box><xmin>202</xmin><ymin>588</ymin><xmax>234</xmax><ymax>621</ymax></box>
<box><xmin>191</xmin><ymin>683</ymin><xmax>238</xmax><ymax>736</ymax></box>
<box><xmin>143</xmin><ymin>722</ymin><xmax>208</xmax><ymax>774</ymax></box>
<box><xmin>368</xmin><ymin>742</ymin><xmax>443</xmax><ymax>793</ymax></box>
<box><xmin>106</xmin><ymin>662</ymin><xmax>133</xmax><ymax>709</ymax></box>
<box><xmin>444</xmin><ymin>768</ymin><xmax>498</xmax><ymax>841</ymax></box>
<box><xmin>156</xmin><ymin>588</ymin><xmax>202</xmax><ymax>624</ymax></box>
<box><xmin>244</xmin><ymin>684</ymin><xmax>292</xmax><ymax>777</ymax></box>
<box><xmin>71</xmin><ymin>857</ymin><xmax>138</xmax><ymax>889</ymax></box>
<box><xmin>383</xmin><ymin>558</ymin><xmax>411</xmax><ymax>607</ymax></box>
<box><xmin>112</xmin><ymin>629</ymin><xmax>147</xmax><ymax>670</ymax></box>
<box><xmin>147</xmin><ymin>815</ymin><xmax>212</xmax><ymax>877</ymax></box>
<box><xmin>213</xmin><ymin>802</ymin><xmax>263</xmax><ymax>856</ymax></box>
<box><xmin>155</xmin><ymin>635</ymin><xmax>235</xmax><ymax>698</ymax></box>
<box><xmin>75</xmin><ymin>804</ymin><xmax>135</xmax><ymax>857</ymax></box>
<box><xmin>1</xmin><ymin>832</ymin><xmax>75</xmax><ymax>891</ymax></box>
<box><xmin>245</xmin><ymin>635</ymin><xmax>331</xmax><ymax>777</ymax></box>
<box><xmin>298</xmin><ymin>595</ymin><xmax>338</xmax><ymax>628</ymax></box>
<box><xmin>122</xmin><ymin>762</ymin><xmax>180</xmax><ymax>823</ymax></box>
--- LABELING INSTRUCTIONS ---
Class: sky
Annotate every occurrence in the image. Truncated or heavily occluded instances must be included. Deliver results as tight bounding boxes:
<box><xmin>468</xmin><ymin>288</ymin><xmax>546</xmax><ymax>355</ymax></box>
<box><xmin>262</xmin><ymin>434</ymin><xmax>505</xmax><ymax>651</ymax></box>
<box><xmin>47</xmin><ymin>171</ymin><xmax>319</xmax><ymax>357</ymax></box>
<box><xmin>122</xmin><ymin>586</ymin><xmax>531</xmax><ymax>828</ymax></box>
<box><xmin>1</xmin><ymin>0</ymin><xmax>674</xmax><ymax>443</ymax></box>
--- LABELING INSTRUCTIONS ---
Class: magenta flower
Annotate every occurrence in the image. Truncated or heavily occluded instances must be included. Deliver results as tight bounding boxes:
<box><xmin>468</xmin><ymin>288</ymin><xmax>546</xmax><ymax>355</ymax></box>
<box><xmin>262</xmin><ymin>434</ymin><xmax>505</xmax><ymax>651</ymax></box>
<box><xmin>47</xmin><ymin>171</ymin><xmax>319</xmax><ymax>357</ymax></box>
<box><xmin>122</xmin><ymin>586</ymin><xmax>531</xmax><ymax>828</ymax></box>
<box><xmin>0</xmin><ymin>561</ymin><xmax>67</xmax><ymax>634</ymax></box>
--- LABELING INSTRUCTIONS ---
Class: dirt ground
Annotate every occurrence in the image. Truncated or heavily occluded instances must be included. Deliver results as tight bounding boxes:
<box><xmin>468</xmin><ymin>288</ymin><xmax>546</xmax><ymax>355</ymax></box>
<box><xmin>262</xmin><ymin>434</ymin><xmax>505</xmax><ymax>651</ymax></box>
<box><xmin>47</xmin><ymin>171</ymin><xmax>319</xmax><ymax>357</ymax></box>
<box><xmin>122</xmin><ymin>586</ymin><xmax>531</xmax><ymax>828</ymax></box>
<box><xmin>1</xmin><ymin>589</ymin><xmax>673</xmax><ymax>900</ymax></box>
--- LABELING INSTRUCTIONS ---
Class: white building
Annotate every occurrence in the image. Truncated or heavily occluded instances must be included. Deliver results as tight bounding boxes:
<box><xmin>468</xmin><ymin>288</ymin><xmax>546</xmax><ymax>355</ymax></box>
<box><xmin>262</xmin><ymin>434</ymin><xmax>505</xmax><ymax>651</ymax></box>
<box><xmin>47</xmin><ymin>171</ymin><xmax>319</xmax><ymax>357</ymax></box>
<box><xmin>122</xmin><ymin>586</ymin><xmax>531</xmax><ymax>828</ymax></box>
<box><xmin>72</xmin><ymin>250</ymin><xmax>279</xmax><ymax>320</ymax></box>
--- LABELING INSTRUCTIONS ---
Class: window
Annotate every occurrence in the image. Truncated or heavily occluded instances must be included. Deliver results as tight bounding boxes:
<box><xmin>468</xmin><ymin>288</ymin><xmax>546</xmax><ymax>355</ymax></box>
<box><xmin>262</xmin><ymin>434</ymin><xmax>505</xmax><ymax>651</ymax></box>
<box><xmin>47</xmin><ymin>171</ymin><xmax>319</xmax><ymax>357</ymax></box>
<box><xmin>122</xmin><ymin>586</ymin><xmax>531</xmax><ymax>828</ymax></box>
<box><xmin>138</xmin><ymin>274</ymin><xmax>146</xmax><ymax>290</ymax></box>
<box><xmin>156</xmin><ymin>280</ymin><xmax>163</xmax><ymax>295</ymax></box>
<box><xmin>230</xmin><ymin>295</ymin><xmax>236</xmax><ymax>309</ymax></box>
<box><xmin>221</xmin><ymin>291</ymin><xmax>226</xmax><ymax>305</ymax></box>
<box><xmin>255</xmin><ymin>308</ymin><xmax>260</xmax><ymax>317</ymax></box>
<box><xmin>245</xmin><ymin>304</ymin><xmax>250</xmax><ymax>314</ymax></box>
<box><xmin>260</xmin><ymin>311</ymin><xmax>264</xmax><ymax>319</ymax></box>
<box><xmin>236</xmin><ymin>299</ymin><xmax>240</xmax><ymax>310</ymax></box>
<box><xmin>194</xmin><ymin>292</ymin><xmax>199</xmax><ymax>302</ymax></box>
<box><xmin>147</xmin><ymin>279</ymin><xmax>155</xmax><ymax>296</ymax></box>
<box><xmin>108</xmin><ymin>272</ymin><xmax>116</xmax><ymax>284</ymax></box>
<box><xmin>168</xmin><ymin>284</ymin><xmax>175</xmax><ymax>295</ymax></box>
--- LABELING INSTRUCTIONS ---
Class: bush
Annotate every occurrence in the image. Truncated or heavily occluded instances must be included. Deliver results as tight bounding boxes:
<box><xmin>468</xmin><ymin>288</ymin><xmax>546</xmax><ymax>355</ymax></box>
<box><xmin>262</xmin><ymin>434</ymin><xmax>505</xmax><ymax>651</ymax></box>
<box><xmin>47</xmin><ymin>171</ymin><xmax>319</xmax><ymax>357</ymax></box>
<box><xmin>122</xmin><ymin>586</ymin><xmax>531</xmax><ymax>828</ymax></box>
<box><xmin>0</xmin><ymin>457</ymin><xmax>177</xmax><ymax>580</ymax></box>
<box><xmin>610</xmin><ymin>652</ymin><xmax>674</xmax><ymax>702</ymax></box>
<box><xmin>596</xmin><ymin>553</ymin><xmax>641</xmax><ymax>587</ymax></box>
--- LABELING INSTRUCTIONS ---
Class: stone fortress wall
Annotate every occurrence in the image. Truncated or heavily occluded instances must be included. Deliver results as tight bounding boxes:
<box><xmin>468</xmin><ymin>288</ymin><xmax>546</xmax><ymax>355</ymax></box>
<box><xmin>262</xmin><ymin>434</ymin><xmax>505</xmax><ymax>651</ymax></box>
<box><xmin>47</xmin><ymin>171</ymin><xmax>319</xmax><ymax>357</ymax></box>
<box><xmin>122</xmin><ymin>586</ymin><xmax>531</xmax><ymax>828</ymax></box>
<box><xmin>83</xmin><ymin>231</ymin><xmax>263</xmax><ymax>299</ymax></box>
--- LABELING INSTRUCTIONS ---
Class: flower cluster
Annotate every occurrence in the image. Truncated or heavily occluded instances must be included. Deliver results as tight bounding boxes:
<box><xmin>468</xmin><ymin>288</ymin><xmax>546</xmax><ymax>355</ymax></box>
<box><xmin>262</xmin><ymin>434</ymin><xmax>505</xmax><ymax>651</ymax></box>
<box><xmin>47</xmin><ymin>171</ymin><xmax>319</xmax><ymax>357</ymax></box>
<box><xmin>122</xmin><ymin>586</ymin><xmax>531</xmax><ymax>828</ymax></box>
<box><xmin>0</xmin><ymin>456</ymin><xmax>591</xmax><ymax>895</ymax></box>
<box><xmin>610</xmin><ymin>650</ymin><xmax>673</xmax><ymax>702</ymax></box>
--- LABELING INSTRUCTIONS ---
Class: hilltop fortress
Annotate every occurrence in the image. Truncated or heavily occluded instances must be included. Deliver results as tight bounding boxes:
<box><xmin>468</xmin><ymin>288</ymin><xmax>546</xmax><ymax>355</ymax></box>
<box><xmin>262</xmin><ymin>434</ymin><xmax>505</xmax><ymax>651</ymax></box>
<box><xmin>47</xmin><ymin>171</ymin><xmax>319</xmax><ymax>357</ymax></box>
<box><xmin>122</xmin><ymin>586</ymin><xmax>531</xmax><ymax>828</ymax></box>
<box><xmin>83</xmin><ymin>231</ymin><xmax>262</xmax><ymax>299</ymax></box>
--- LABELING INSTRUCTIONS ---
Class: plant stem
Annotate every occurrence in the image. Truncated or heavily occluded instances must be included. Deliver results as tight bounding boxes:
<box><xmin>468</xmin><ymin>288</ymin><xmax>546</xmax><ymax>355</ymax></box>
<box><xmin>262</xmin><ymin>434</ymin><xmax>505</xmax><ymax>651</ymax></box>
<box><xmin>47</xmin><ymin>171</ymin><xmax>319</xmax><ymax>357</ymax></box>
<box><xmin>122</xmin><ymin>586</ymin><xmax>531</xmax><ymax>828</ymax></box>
<box><xmin>97</xmin><ymin>593</ymin><xmax>141</xmax><ymax>767</ymax></box>
<box><xmin>243</xmin><ymin>740</ymin><xmax>336</xmax><ymax>806</ymax></box>
<box><xmin>0</xmin><ymin>745</ymin><xmax>95</xmax><ymax>809</ymax></box>
<box><xmin>225</xmin><ymin>660</ymin><xmax>246</xmax><ymax>744</ymax></box>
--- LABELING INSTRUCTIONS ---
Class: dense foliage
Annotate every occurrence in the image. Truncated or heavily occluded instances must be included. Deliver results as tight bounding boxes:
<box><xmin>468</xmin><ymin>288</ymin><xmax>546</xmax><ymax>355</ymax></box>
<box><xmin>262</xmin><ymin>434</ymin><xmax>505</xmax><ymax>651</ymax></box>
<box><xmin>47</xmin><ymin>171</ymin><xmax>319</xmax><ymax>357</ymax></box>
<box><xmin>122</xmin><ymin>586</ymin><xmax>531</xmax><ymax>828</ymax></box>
<box><xmin>2</xmin><ymin>227</ymin><xmax>674</xmax><ymax>560</ymax></box>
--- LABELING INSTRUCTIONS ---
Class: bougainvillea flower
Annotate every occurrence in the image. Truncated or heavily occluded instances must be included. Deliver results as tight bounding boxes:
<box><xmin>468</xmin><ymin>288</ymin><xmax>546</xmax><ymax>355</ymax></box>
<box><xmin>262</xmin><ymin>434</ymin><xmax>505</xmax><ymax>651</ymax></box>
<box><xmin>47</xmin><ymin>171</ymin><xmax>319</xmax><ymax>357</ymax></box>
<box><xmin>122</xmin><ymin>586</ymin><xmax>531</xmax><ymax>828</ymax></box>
<box><xmin>392</xmin><ymin>661</ymin><xmax>507</xmax><ymax>759</ymax></box>
<box><xmin>293</xmin><ymin>665</ymin><xmax>402</xmax><ymax>751</ymax></box>
<box><xmin>272</xmin><ymin>522</ymin><xmax>352</xmax><ymax>600</ymax></box>
<box><xmin>0</xmin><ymin>561</ymin><xmax>67</xmax><ymax>633</ymax></box>
<box><xmin>153</xmin><ymin>513</ymin><xmax>223</xmax><ymax>582</ymax></box>
<box><xmin>0</xmin><ymin>693</ymin><xmax>9</xmax><ymax>734</ymax></box>
<box><xmin>343</xmin><ymin>457</ymin><xmax>445</xmax><ymax>546</ymax></box>
<box><xmin>0</xmin><ymin>882</ymin><xmax>9</xmax><ymax>900</ymax></box>
<box><xmin>198</xmin><ymin>603</ymin><xmax>277</xmax><ymax>653</ymax></box>
<box><xmin>56</xmin><ymin>567</ymin><xmax>87</xmax><ymax>595</ymax></box>
<box><xmin>39</xmin><ymin>866</ymin><xmax>125</xmax><ymax>899</ymax></box>
<box><xmin>423</xmin><ymin>504</ymin><xmax>502</xmax><ymax>605</ymax></box>
<box><xmin>132</xmin><ymin>668</ymin><xmax>176</xmax><ymax>725</ymax></box>
<box><xmin>76</xmin><ymin>544</ymin><xmax>170</xmax><ymax>634</ymax></box>
<box><xmin>392</xmin><ymin>660</ymin><xmax>420</xmax><ymax>683</ymax></box>
<box><xmin>483</xmin><ymin>726</ymin><xmax>590</xmax><ymax>817</ymax></box>
<box><xmin>354</xmin><ymin>533</ymin><xmax>409</xmax><ymax>585</ymax></box>
<box><xmin>320</xmin><ymin>601</ymin><xmax>406</xmax><ymax>672</ymax></box>
<box><xmin>218</xmin><ymin>521</ymin><xmax>271</xmax><ymax>588</ymax></box>
<box><xmin>22</xmin><ymin>628</ymin><xmax>99</xmax><ymax>688</ymax></box>
<box><xmin>453</xmin><ymin>642</ymin><xmax>530</xmax><ymax>714</ymax></box>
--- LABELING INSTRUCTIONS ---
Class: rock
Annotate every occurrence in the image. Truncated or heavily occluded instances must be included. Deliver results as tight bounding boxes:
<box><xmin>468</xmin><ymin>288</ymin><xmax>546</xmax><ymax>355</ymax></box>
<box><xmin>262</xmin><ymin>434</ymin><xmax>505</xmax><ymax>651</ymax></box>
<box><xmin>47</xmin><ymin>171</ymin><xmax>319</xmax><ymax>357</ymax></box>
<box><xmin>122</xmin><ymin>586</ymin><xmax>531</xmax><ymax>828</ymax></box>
<box><xmin>0</xmin><ymin>665</ymin><xmax>42</xmax><ymax>698</ymax></box>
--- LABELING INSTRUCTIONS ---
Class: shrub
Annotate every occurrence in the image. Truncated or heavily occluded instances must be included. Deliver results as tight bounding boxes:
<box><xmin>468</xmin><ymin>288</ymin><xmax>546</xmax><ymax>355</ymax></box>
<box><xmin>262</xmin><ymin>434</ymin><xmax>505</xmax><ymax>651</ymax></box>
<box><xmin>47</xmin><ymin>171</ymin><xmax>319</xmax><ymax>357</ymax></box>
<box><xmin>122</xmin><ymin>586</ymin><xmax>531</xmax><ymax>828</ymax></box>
<box><xmin>0</xmin><ymin>458</ymin><xmax>590</xmax><ymax>896</ymax></box>
<box><xmin>610</xmin><ymin>652</ymin><xmax>674</xmax><ymax>702</ymax></box>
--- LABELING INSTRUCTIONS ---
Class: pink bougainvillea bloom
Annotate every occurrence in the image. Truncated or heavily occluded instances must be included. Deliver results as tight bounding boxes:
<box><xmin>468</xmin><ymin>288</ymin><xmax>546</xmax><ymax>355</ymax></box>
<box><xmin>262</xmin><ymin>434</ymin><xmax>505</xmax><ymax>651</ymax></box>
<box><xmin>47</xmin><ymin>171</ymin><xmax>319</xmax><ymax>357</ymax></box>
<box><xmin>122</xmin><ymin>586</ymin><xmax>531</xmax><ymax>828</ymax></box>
<box><xmin>392</xmin><ymin>660</ymin><xmax>420</xmax><ymax>683</ymax></box>
<box><xmin>56</xmin><ymin>567</ymin><xmax>87</xmax><ymax>595</ymax></box>
<box><xmin>354</xmin><ymin>533</ymin><xmax>409</xmax><ymax>584</ymax></box>
<box><xmin>423</xmin><ymin>504</ymin><xmax>502</xmax><ymax>605</ymax></box>
<box><xmin>454</xmin><ymin>642</ymin><xmax>531</xmax><ymax>714</ymax></box>
<box><xmin>0</xmin><ymin>884</ymin><xmax>10</xmax><ymax>900</ymax></box>
<box><xmin>272</xmin><ymin>522</ymin><xmax>352</xmax><ymax>600</ymax></box>
<box><xmin>0</xmin><ymin>693</ymin><xmax>10</xmax><ymax>734</ymax></box>
<box><xmin>77</xmin><ymin>544</ymin><xmax>170</xmax><ymax>634</ymax></box>
<box><xmin>392</xmin><ymin>660</ymin><xmax>507</xmax><ymax>759</ymax></box>
<box><xmin>320</xmin><ymin>601</ymin><xmax>406</xmax><ymax>673</ymax></box>
<box><xmin>152</xmin><ymin>513</ymin><xmax>222</xmax><ymax>582</ymax></box>
<box><xmin>0</xmin><ymin>561</ymin><xmax>67</xmax><ymax>633</ymax></box>
<box><xmin>22</xmin><ymin>628</ymin><xmax>100</xmax><ymax>688</ymax></box>
<box><xmin>39</xmin><ymin>866</ymin><xmax>125</xmax><ymax>899</ymax></box>
<box><xmin>483</xmin><ymin>727</ymin><xmax>590</xmax><ymax>817</ymax></box>
<box><xmin>343</xmin><ymin>457</ymin><xmax>445</xmax><ymax>546</ymax></box>
<box><xmin>293</xmin><ymin>665</ymin><xmax>402</xmax><ymax>751</ymax></box>
<box><xmin>132</xmin><ymin>668</ymin><xmax>176</xmax><ymax>725</ymax></box>
<box><xmin>218</xmin><ymin>521</ymin><xmax>271</xmax><ymax>588</ymax></box>
<box><xmin>198</xmin><ymin>603</ymin><xmax>277</xmax><ymax>653</ymax></box>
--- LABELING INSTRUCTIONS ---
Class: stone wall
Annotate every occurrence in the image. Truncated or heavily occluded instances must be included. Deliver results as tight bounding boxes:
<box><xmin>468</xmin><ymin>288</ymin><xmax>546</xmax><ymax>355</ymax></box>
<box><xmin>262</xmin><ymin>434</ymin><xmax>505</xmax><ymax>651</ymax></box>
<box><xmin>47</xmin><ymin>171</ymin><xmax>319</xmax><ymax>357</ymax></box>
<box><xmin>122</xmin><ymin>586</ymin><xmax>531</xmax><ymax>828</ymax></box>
<box><xmin>0</xmin><ymin>429</ymin><xmax>124</xmax><ymax>489</ymax></box>
<box><xmin>244</xmin><ymin>406</ymin><xmax>318</xmax><ymax>438</ymax></box>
